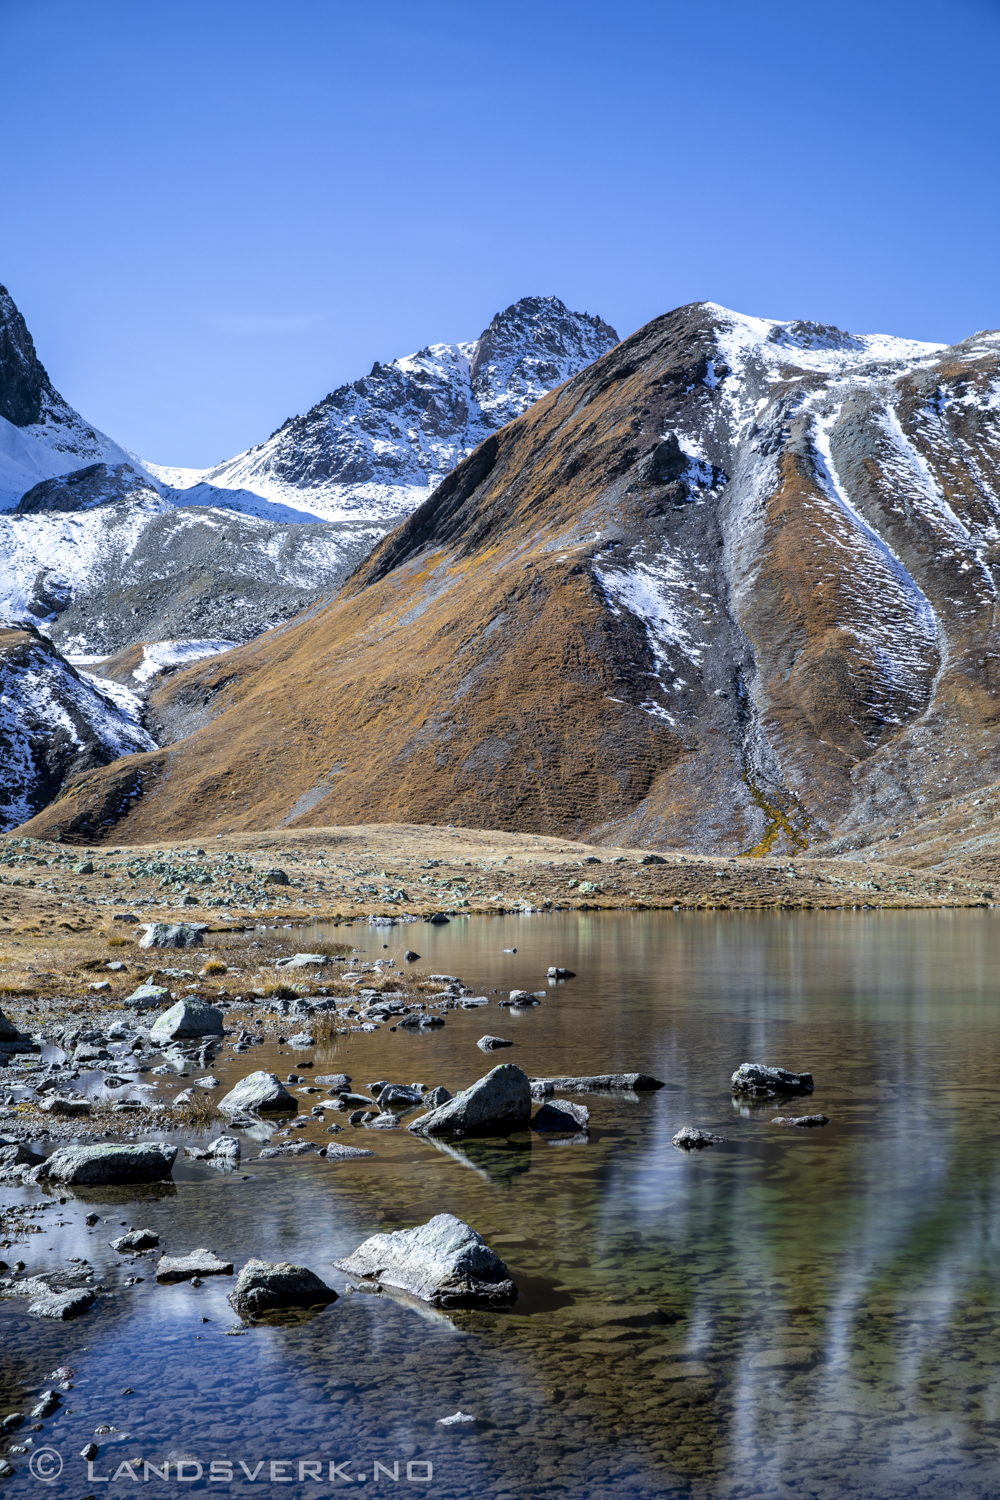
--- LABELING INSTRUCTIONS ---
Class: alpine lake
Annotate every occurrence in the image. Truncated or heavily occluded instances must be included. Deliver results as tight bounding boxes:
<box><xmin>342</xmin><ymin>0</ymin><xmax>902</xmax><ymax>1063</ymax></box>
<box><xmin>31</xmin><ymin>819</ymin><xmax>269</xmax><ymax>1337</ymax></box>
<box><xmin>3</xmin><ymin>908</ymin><xmax>1000</xmax><ymax>1500</ymax></box>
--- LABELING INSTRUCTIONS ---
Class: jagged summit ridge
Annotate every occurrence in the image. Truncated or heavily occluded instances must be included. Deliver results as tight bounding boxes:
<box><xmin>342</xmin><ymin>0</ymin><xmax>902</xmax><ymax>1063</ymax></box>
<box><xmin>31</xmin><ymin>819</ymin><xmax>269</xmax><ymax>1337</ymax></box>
<box><xmin>157</xmin><ymin>295</ymin><xmax>620</xmax><ymax>523</ymax></box>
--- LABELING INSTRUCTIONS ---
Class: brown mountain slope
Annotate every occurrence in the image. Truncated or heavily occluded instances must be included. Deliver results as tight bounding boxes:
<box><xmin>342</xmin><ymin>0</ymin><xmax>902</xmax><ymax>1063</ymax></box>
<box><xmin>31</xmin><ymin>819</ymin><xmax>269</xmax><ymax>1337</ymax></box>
<box><xmin>18</xmin><ymin>302</ymin><xmax>1000</xmax><ymax>853</ymax></box>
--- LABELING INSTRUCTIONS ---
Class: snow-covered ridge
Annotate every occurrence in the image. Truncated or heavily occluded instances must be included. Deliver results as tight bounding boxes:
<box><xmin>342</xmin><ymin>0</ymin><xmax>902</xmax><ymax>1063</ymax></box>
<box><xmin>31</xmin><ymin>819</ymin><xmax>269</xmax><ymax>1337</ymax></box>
<box><xmin>140</xmin><ymin>296</ymin><xmax>620</xmax><ymax>524</ymax></box>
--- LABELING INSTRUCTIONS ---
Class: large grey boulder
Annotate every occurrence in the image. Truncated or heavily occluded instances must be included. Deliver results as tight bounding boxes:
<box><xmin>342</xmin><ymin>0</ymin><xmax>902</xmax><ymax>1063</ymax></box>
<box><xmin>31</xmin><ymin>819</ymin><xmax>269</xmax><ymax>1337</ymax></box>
<box><xmin>138</xmin><ymin>923</ymin><xmax>207</xmax><ymax>950</ymax></box>
<box><xmin>0</xmin><ymin>1142</ymin><xmax>44</xmax><ymax>1169</ymax></box>
<box><xmin>218</xmin><ymin>1071</ymin><xmax>297</xmax><ymax>1114</ymax></box>
<box><xmin>334</xmin><ymin>1213</ymin><xmax>517</xmax><ymax>1308</ymax></box>
<box><xmin>155</xmin><ymin>1249</ymin><xmax>234</xmax><ymax>1282</ymax></box>
<box><xmin>38</xmin><ymin>1142</ymin><xmax>177</xmax><ymax>1185</ymax></box>
<box><xmin>229</xmin><ymin>1259</ymin><xmax>337</xmax><ymax>1319</ymax></box>
<box><xmin>408</xmin><ymin>1064</ymin><xmax>532</xmax><ymax>1137</ymax></box>
<box><xmin>124</xmin><ymin>982</ymin><xmax>171</xmax><ymax>1010</ymax></box>
<box><xmin>149</xmin><ymin>998</ymin><xmax>224</xmax><ymax>1042</ymax></box>
<box><xmin>0</xmin><ymin>1010</ymin><xmax>18</xmax><ymax>1042</ymax></box>
<box><xmin>731</xmin><ymin>1063</ymin><xmax>814</xmax><ymax>1097</ymax></box>
<box><xmin>531</xmin><ymin>1073</ymin><xmax>665</xmax><ymax>1093</ymax></box>
<box><xmin>36</xmin><ymin>1098</ymin><xmax>91</xmax><ymax>1121</ymax></box>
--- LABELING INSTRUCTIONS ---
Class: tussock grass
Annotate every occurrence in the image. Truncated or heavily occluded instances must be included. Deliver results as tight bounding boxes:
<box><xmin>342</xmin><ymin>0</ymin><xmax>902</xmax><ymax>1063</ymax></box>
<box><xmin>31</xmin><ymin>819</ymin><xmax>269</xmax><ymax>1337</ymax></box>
<box><xmin>107</xmin><ymin>935</ymin><xmax>131</xmax><ymax>948</ymax></box>
<box><xmin>202</xmin><ymin>959</ymin><xmax>227</xmax><ymax>975</ymax></box>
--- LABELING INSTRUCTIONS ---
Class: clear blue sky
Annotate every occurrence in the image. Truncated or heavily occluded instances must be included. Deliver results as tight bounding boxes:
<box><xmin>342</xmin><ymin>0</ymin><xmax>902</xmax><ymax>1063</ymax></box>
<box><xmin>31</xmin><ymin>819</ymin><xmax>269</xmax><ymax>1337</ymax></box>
<box><xmin>1</xmin><ymin>0</ymin><xmax>998</xmax><ymax>468</ymax></box>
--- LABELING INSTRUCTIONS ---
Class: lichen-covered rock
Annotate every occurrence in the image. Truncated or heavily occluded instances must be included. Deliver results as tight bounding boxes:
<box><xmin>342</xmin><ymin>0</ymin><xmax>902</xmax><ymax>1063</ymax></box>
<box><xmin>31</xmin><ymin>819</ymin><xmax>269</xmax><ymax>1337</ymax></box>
<box><xmin>38</xmin><ymin>1142</ymin><xmax>177</xmax><ymax>1184</ymax></box>
<box><xmin>408</xmin><ymin>1064</ymin><xmax>531</xmax><ymax>1137</ymax></box>
<box><xmin>229</xmin><ymin>1259</ymin><xmax>337</xmax><ymax>1319</ymax></box>
<box><xmin>731</xmin><ymin>1063</ymin><xmax>814</xmax><ymax>1097</ymax></box>
<box><xmin>138</xmin><ymin>923</ymin><xmax>207</xmax><ymax>950</ymax></box>
<box><xmin>218</xmin><ymin>1071</ymin><xmax>297</xmax><ymax>1115</ymax></box>
<box><xmin>334</xmin><ymin>1213</ymin><xmax>517</xmax><ymax>1308</ymax></box>
<box><xmin>672</xmin><ymin>1126</ymin><xmax>727</xmax><ymax>1149</ymax></box>
<box><xmin>124</xmin><ymin>982</ymin><xmax>171</xmax><ymax>1010</ymax></box>
<box><xmin>532</xmin><ymin>1100</ymin><xmax>590</xmax><ymax>1133</ymax></box>
<box><xmin>149</xmin><ymin>998</ymin><xmax>224</xmax><ymax>1041</ymax></box>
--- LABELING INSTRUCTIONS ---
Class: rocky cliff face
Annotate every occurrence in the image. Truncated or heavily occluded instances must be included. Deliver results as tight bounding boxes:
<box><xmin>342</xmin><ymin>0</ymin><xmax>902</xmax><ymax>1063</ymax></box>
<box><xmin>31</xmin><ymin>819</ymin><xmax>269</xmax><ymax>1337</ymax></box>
<box><xmin>22</xmin><ymin>299</ymin><xmax>1000</xmax><ymax>854</ymax></box>
<box><xmin>0</xmin><ymin>621</ymin><xmax>155</xmax><ymax>830</ymax></box>
<box><xmin>162</xmin><ymin>296</ymin><xmax>620</xmax><ymax>523</ymax></box>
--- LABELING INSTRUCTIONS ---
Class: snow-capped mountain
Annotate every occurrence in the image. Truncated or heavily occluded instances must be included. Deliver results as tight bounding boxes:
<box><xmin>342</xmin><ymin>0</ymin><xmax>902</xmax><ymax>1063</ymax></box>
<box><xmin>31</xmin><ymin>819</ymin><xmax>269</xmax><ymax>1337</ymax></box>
<box><xmin>0</xmin><ymin>619</ymin><xmax>155</xmax><ymax>829</ymax></box>
<box><xmin>0</xmin><ymin>288</ymin><xmax>619</xmax><ymax>655</ymax></box>
<box><xmin>30</xmin><ymin>299</ymin><xmax>1000</xmax><ymax>856</ymax></box>
<box><xmin>148</xmin><ymin>296</ymin><xmax>620</xmax><ymax>523</ymax></box>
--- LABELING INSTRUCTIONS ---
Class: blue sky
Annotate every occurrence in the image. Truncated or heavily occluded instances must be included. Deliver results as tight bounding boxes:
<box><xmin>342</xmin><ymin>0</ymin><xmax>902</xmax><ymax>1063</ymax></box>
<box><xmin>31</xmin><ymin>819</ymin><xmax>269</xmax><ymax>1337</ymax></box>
<box><xmin>1</xmin><ymin>0</ymin><xmax>998</xmax><ymax>467</ymax></box>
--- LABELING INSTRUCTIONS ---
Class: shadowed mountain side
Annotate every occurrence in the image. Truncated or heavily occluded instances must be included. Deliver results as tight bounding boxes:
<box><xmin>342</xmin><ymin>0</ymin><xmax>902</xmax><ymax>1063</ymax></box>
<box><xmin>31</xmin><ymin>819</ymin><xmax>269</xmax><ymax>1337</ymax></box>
<box><xmin>16</xmin><ymin>302</ymin><xmax>1000</xmax><ymax>853</ymax></box>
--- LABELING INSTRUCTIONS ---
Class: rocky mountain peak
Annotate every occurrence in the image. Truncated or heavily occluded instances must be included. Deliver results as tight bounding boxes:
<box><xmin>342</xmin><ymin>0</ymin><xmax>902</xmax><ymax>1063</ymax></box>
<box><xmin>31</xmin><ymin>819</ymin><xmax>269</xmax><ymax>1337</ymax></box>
<box><xmin>0</xmin><ymin>282</ymin><xmax>58</xmax><ymax>428</ymax></box>
<box><xmin>469</xmin><ymin>295</ymin><xmax>619</xmax><ymax>428</ymax></box>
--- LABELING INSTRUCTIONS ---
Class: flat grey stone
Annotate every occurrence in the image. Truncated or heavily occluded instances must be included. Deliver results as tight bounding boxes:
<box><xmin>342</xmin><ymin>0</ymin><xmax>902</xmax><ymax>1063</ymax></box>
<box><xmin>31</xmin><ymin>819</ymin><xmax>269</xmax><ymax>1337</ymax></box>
<box><xmin>533</xmin><ymin>1100</ymin><xmax>590</xmax><ymax>1133</ymax></box>
<box><xmin>672</xmin><ymin>1127</ymin><xmax>727</xmax><ymax>1149</ymax></box>
<box><xmin>334</xmin><ymin>1212</ymin><xmax>517</xmax><ymax>1308</ymax></box>
<box><xmin>314</xmin><ymin>1074</ymin><xmax>351</xmax><ymax>1090</ymax></box>
<box><xmin>39</xmin><ymin>1142</ymin><xmax>177</xmax><ymax>1184</ymax></box>
<box><xmin>275</xmin><ymin>953</ymin><xmax>329</xmax><ymax>969</ymax></box>
<box><xmin>409</xmin><ymin>1064</ymin><xmax>531</xmax><ymax>1137</ymax></box>
<box><xmin>229</xmin><ymin>1259</ymin><xmax>337</xmax><ymax>1318</ymax></box>
<box><xmin>110</xmin><ymin>1229</ymin><xmax>160</xmax><ymax>1253</ymax></box>
<box><xmin>155</xmin><ymin>1249</ymin><xmax>234</xmax><ymax>1282</ymax></box>
<box><xmin>149</xmin><ymin>998</ymin><xmax>223</xmax><ymax>1041</ymax></box>
<box><xmin>28</xmin><ymin>1289</ymin><xmax>96</xmax><ymax>1320</ymax></box>
<box><xmin>256</xmin><ymin>1143</ymin><xmax>315</xmax><ymax>1158</ymax></box>
<box><xmin>365</xmin><ymin>1113</ymin><xmax>400</xmax><ymax>1129</ymax></box>
<box><xmin>287</xmin><ymin>1033</ymin><xmax>315</xmax><ymax>1048</ymax></box>
<box><xmin>37</xmin><ymin>1095</ymin><xmax>92</xmax><ymax>1117</ymax></box>
<box><xmin>138</xmin><ymin>923</ymin><xmax>207</xmax><ymax>950</ymax></box>
<box><xmin>218</xmin><ymin>1071</ymin><xmax>297</xmax><ymax>1114</ymax></box>
<box><xmin>323</xmin><ymin>1144</ymin><xmax>375</xmax><ymax>1161</ymax></box>
<box><xmin>771</xmin><ymin>1114</ymin><xmax>830</xmax><ymax>1128</ymax></box>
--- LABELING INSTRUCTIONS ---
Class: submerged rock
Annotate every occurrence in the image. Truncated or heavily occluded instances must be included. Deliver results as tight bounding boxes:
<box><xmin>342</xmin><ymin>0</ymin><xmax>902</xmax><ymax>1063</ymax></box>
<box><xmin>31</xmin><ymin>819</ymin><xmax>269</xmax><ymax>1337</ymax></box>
<box><xmin>149</xmin><ymin>998</ymin><xmax>224</xmax><ymax>1042</ymax></box>
<box><xmin>532</xmin><ymin>1073</ymin><xmax>665</xmax><ymax>1093</ymax></box>
<box><xmin>771</xmin><ymin>1114</ymin><xmax>830</xmax><ymax>1128</ymax></box>
<box><xmin>155</xmin><ymin>1250</ymin><xmax>234</xmax><ymax>1282</ymax></box>
<box><xmin>38</xmin><ymin>1142</ymin><xmax>177</xmax><ymax>1184</ymax></box>
<box><xmin>229</xmin><ymin>1259</ymin><xmax>337</xmax><ymax>1319</ymax></box>
<box><xmin>532</xmin><ymin>1100</ymin><xmax>590</xmax><ymax>1133</ymax></box>
<box><xmin>408</xmin><ymin>1064</ymin><xmax>532</xmax><ymax>1137</ymax></box>
<box><xmin>672</xmin><ymin>1127</ymin><xmax>727</xmax><ymax>1149</ymax></box>
<box><xmin>731</xmin><ymin>1063</ymin><xmax>814</xmax><ymax>1097</ymax></box>
<box><xmin>138</xmin><ymin>923</ymin><xmax>207</xmax><ymax>950</ymax></box>
<box><xmin>334</xmin><ymin>1212</ymin><xmax>517</xmax><ymax>1308</ymax></box>
<box><xmin>218</xmin><ymin>1071</ymin><xmax>297</xmax><ymax>1114</ymax></box>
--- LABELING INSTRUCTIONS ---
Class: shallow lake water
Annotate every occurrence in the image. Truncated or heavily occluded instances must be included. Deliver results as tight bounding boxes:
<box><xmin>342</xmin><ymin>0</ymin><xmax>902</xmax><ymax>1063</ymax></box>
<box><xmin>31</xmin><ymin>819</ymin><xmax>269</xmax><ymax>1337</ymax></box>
<box><xmin>4</xmin><ymin>908</ymin><xmax>1000</xmax><ymax>1499</ymax></box>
